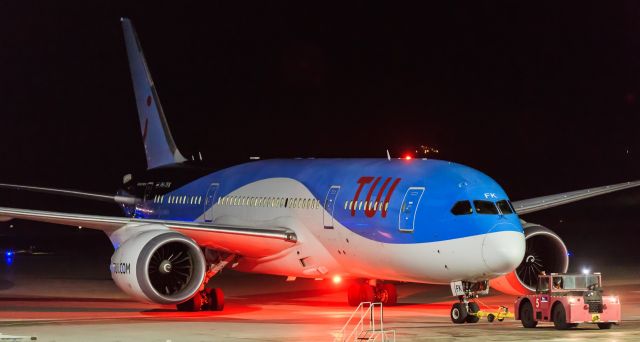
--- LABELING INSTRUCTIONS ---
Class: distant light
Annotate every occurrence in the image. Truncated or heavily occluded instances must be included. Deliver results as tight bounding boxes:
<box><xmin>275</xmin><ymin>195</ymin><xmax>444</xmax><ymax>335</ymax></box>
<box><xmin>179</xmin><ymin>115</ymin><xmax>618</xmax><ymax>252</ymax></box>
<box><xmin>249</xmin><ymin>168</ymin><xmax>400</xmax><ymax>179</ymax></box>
<box><xmin>567</xmin><ymin>251</ymin><xmax>573</xmax><ymax>257</ymax></box>
<box><xmin>582</xmin><ymin>268</ymin><xmax>590</xmax><ymax>275</ymax></box>
<box><xmin>332</xmin><ymin>275</ymin><xmax>342</xmax><ymax>284</ymax></box>
<box><xmin>5</xmin><ymin>250</ymin><xmax>13</xmax><ymax>257</ymax></box>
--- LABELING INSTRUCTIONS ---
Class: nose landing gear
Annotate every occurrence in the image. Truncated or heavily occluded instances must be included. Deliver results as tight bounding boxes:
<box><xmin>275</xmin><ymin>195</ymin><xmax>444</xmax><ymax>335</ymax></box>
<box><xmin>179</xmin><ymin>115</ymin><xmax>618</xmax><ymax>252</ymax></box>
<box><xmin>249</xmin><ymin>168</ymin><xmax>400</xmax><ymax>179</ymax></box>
<box><xmin>449</xmin><ymin>280</ymin><xmax>489</xmax><ymax>324</ymax></box>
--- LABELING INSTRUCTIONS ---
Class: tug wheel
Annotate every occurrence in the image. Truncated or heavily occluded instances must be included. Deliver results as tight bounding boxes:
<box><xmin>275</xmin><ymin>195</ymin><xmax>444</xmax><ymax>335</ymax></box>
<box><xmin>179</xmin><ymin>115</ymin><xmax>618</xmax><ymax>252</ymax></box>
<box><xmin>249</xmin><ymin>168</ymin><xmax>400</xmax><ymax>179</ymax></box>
<box><xmin>520</xmin><ymin>301</ymin><xmax>538</xmax><ymax>328</ymax></box>
<box><xmin>552</xmin><ymin>304</ymin><xmax>571</xmax><ymax>330</ymax></box>
<box><xmin>597</xmin><ymin>323</ymin><xmax>613</xmax><ymax>329</ymax></box>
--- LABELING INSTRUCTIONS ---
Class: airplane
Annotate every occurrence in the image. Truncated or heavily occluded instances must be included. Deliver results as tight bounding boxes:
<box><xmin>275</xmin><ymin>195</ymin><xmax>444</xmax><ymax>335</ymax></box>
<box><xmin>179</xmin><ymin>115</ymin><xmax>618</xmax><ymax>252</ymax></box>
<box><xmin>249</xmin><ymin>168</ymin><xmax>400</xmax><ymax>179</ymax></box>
<box><xmin>0</xmin><ymin>18</ymin><xmax>638</xmax><ymax>323</ymax></box>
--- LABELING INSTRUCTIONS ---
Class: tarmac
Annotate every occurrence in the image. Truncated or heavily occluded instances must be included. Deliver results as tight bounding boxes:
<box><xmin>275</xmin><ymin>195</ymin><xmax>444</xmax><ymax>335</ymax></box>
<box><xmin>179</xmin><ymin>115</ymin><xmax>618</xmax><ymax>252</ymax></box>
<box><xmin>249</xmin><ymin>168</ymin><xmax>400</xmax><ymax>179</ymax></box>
<box><xmin>0</xmin><ymin>254</ymin><xmax>639</xmax><ymax>341</ymax></box>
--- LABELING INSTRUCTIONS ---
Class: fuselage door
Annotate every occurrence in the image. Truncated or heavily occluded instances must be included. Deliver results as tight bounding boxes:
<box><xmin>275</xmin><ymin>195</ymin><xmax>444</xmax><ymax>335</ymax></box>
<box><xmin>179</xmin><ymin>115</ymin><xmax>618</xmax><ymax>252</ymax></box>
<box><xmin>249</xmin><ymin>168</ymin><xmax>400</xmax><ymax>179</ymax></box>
<box><xmin>143</xmin><ymin>182</ymin><xmax>154</xmax><ymax>202</ymax></box>
<box><xmin>323</xmin><ymin>185</ymin><xmax>341</xmax><ymax>229</ymax></box>
<box><xmin>398</xmin><ymin>187</ymin><xmax>425</xmax><ymax>232</ymax></box>
<box><xmin>204</xmin><ymin>183</ymin><xmax>220</xmax><ymax>222</ymax></box>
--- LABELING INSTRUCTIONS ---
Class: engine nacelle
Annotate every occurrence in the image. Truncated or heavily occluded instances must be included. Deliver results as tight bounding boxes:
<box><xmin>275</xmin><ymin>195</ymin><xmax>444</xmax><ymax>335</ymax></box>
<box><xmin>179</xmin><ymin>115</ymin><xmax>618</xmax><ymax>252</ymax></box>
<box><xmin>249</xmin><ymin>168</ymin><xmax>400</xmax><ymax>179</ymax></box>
<box><xmin>110</xmin><ymin>226</ymin><xmax>206</xmax><ymax>304</ymax></box>
<box><xmin>489</xmin><ymin>223</ymin><xmax>569</xmax><ymax>295</ymax></box>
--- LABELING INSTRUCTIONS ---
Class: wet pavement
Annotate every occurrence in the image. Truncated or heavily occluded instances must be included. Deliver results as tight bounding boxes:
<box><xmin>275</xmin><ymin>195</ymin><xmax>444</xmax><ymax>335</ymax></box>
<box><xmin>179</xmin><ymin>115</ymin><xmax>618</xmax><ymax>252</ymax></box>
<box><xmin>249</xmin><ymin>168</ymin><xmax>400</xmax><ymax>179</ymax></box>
<box><xmin>0</xmin><ymin>254</ymin><xmax>638</xmax><ymax>341</ymax></box>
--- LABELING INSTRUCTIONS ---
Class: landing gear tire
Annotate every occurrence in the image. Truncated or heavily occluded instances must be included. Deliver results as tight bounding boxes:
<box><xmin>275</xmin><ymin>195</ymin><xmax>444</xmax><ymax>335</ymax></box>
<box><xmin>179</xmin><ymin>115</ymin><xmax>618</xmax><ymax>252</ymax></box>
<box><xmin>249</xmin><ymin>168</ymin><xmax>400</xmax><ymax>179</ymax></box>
<box><xmin>347</xmin><ymin>283</ymin><xmax>361</xmax><ymax>306</ymax></box>
<box><xmin>597</xmin><ymin>323</ymin><xmax>613</xmax><ymax>329</ymax></box>
<box><xmin>380</xmin><ymin>284</ymin><xmax>398</xmax><ymax>306</ymax></box>
<box><xmin>450</xmin><ymin>302</ymin><xmax>468</xmax><ymax>324</ymax></box>
<box><xmin>347</xmin><ymin>283</ymin><xmax>375</xmax><ymax>306</ymax></box>
<box><xmin>466</xmin><ymin>302</ymin><xmax>480</xmax><ymax>323</ymax></box>
<box><xmin>520</xmin><ymin>301</ymin><xmax>538</xmax><ymax>328</ymax></box>
<box><xmin>206</xmin><ymin>288</ymin><xmax>225</xmax><ymax>311</ymax></box>
<box><xmin>360</xmin><ymin>284</ymin><xmax>375</xmax><ymax>303</ymax></box>
<box><xmin>176</xmin><ymin>292</ymin><xmax>204</xmax><ymax>312</ymax></box>
<box><xmin>552</xmin><ymin>304</ymin><xmax>571</xmax><ymax>330</ymax></box>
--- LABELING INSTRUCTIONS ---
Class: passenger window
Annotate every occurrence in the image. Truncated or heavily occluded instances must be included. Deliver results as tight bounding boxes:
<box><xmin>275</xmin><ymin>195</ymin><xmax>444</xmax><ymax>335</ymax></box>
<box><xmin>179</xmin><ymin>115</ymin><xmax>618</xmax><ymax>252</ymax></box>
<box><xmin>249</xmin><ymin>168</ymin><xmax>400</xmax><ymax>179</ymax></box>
<box><xmin>450</xmin><ymin>201</ymin><xmax>473</xmax><ymax>215</ymax></box>
<box><xmin>496</xmin><ymin>200</ymin><xmax>513</xmax><ymax>214</ymax></box>
<box><xmin>473</xmin><ymin>200</ymin><xmax>499</xmax><ymax>214</ymax></box>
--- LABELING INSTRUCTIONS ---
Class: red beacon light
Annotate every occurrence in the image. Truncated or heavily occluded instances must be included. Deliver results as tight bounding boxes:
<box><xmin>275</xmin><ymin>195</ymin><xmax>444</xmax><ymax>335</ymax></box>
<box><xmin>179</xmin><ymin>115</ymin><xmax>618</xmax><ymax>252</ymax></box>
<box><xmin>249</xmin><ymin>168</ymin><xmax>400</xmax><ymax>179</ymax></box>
<box><xmin>332</xmin><ymin>275</ymin><xmax>342</xmax><ymax>284</ymax></box>
<box><xmin>404</xmin><ymin>155</ymin><xmax>413</xmax><ymax>160</ymax></box>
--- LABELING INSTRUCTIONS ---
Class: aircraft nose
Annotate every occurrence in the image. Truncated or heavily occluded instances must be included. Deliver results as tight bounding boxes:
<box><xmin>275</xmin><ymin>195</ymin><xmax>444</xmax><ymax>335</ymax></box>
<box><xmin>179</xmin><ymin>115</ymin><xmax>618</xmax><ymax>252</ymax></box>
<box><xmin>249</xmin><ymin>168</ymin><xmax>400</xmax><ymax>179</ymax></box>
<box><xmin>482</xmin><ymin>223</ymin><xmax>525</xmax><ymax>274</ymax></box>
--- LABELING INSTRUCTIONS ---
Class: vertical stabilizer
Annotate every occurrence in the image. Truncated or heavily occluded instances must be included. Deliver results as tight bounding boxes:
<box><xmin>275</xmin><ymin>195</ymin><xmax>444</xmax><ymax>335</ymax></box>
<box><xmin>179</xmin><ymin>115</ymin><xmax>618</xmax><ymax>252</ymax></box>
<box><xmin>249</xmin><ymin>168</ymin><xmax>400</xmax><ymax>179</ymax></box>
<box><xmin>121</xmin><ymin>18</ymin><xmax>186</xmax><ymax>169</ymax></box>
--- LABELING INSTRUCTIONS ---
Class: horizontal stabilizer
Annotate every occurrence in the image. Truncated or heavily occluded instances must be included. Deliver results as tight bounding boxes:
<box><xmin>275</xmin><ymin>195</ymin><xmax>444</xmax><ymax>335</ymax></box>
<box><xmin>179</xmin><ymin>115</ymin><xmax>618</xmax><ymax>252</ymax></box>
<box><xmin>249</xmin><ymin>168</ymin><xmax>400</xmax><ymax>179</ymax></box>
<box><xmin>0</xmin><ymin>183</ymin><xmax>138</xmax><ymax>205</ymax></box>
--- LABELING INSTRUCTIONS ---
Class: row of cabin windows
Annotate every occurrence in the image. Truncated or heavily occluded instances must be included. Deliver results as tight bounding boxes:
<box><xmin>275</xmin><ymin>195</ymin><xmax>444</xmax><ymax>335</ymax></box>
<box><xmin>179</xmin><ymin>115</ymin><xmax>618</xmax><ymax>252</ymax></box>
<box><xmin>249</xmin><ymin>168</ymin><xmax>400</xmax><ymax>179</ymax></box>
<box><xmin>343</xmin><ymin>200</ymin><xmax>390</xmax><ymax>212</ymax></box>
<box><xmin>450</xmin><ymin>200</ymin><xmax>515</xmax><ymax>216</ymax></box>
<box><xmin>153</xmin><ymin>195</ymin><xmax>203</xmax><ymax>205</ymax></box>
<box><xmin>217</xmin><ymin>196</ymin><xmax>321</xmax><ymax>209</ymax></box>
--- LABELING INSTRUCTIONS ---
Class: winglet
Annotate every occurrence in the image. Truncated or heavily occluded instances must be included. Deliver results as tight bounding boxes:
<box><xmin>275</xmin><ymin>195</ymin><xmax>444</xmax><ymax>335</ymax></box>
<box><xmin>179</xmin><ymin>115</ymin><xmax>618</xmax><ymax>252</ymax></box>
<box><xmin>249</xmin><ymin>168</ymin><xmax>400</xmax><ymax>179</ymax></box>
<box><xmin>121</xmin><ymin>18</ymin><xmax>187</xmax><ymax>169</ymax></box>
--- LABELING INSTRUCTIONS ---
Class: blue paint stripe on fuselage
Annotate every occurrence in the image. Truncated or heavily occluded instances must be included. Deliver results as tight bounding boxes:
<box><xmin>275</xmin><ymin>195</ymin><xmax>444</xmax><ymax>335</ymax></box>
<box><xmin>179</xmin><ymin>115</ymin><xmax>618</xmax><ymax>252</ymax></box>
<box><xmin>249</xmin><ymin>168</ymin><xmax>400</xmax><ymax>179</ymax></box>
<box><xmin>134</xmin><ymin>159</ymin><xmax>524</xmax><ymax>244</ymax></box>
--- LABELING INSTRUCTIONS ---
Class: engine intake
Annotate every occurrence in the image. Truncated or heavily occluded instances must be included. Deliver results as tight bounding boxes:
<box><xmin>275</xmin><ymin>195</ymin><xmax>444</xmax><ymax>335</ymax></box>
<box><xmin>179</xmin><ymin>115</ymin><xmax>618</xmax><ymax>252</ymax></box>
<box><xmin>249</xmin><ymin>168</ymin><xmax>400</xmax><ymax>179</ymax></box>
<box><xmin>489</xmin><ymin>223</ymin><xmax>569</xmax><ymax>295</ymax></box>
<box><xmin>111</xmin><ymin>227</ymin><xmax>206</xmax><ymax>304</ymax></box>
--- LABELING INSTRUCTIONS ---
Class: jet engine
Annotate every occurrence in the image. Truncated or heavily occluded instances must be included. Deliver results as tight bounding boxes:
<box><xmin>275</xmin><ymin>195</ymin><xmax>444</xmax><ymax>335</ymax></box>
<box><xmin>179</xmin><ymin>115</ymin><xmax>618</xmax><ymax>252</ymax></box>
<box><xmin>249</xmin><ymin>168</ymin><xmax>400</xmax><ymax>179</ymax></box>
<box><xmin>489</xmin><ymin>223</ymin><xmax>569</xmax><ymax>295</ymax></box>
<box><xmin>110</xmin><ymin>227</ymin><xmax>206</xmax><ymax>304</ymax></box>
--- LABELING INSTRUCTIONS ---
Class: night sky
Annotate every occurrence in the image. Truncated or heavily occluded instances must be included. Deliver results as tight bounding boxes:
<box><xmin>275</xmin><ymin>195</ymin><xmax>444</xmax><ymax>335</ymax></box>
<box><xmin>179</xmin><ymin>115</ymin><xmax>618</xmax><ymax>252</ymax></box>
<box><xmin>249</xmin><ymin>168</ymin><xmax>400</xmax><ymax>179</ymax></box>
<box><xmin>0</xmin><ymin>2</ymin><xmax>638</xmax><ymax>273</ymax></box>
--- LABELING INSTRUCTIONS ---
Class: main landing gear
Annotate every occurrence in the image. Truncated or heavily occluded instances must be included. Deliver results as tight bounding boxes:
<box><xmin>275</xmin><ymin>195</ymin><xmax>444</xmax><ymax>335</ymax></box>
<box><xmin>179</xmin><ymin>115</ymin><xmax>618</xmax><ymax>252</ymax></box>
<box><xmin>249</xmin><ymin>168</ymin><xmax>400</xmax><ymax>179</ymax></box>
<box><xmin>449</xmin><ymin>280</ymin><xmax>489</xmax><ymax>324</ymax></box>
<box><xmin>348</xmin><ymin>280</ymin><xmax>398</xmax><ymax>306</ymax></box>
<box><xmin>177</xmin><ymin>287</ymin><xmax>225</xmax><ymax>311</ymax></box>
<box><xmin>176</xmin><ymin>252</ymin><xmax>237</xmax><ymax>312</ymax></box>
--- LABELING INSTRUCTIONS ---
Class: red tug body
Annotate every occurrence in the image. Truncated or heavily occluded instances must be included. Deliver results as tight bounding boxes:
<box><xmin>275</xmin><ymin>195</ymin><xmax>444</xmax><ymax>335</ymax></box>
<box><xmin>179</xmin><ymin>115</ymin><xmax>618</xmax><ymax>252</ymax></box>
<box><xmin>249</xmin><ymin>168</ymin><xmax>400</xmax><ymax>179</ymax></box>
<box><xmin>514</xmin><ymin>272</ymin><xmax>621</xmax><ymax>329</ymax></box>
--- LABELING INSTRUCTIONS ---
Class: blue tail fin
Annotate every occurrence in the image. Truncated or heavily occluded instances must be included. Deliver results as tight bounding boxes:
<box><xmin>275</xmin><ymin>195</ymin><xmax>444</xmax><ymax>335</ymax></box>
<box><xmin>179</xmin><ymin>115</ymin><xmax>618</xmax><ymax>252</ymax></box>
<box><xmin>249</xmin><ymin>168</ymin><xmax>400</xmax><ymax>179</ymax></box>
<box><xmin>121</xmin><ymin>18</ymin><xmax>186</xmax><ymax>169</ymax></box>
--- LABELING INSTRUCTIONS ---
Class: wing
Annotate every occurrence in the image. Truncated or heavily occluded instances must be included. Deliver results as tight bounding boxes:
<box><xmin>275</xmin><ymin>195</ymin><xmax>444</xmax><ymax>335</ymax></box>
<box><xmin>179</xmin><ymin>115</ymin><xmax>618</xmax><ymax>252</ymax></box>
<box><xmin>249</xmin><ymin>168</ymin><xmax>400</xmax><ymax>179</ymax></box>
<box><xmin>0</xmin><ymin>206</ymin><xmax>297</xmax><ymax>258</ymax></box>
<box><xmin>512</xmin><ymin>180</ymin><xmax>640</xmax><ymax>215</ymax></box>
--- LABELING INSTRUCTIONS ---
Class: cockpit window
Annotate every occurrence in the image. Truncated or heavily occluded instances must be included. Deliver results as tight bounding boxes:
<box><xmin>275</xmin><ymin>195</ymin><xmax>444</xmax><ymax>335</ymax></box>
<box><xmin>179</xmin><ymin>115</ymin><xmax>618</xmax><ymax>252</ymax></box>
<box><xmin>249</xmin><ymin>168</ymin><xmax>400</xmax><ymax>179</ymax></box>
<box><xmin>451</xmin><ymin>201</ymin><xmax>473</xmax><ymax>215</ymax></box>
<box><xmin>473</xmin><ymin>200</ymin><xmax>499</xmax><ymax>214</ymax></box>
<box><xmin>496</xmin><ymin>200</ymin><xmax>514</xmax><ymax>214</ymax></box>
